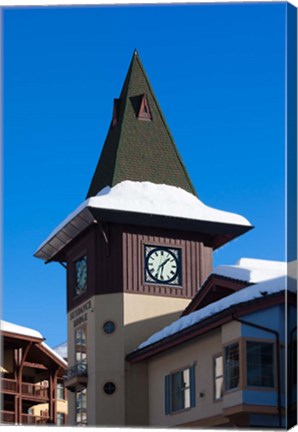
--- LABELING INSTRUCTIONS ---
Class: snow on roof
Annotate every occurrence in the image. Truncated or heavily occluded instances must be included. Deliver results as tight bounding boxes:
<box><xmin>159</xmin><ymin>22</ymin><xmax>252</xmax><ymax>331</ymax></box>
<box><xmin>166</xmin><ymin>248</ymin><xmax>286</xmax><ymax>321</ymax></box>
<box><xmin>42</xmin><ymin>342</ymin><xmax>67</xmax><ymax>367</ymax></box>
<box><xmin>37</xmin><ymin>181</ymin><xmax>251</xmax><ymax>252</ymax></box>
<box><xmin>53</xmin><ymin>341</ymin><xmax>68</xmax><ymax>360</ymax></box>
<box><xmin>1</xmin><ymin>320</ymin><xmax>67</xmax><ymax>367</ymax></box>
<box><xmin>213</xmin><ymin>258</ymin><xmax>287</xmax><ymax>283</ymax></box>
<box><xmin>1</xmin><ymin>320</ymin><xmax>43</xmax><ymax>339</ymax></box>
<box><xmin>137</xmin><ymin>259</ymin><xmax>291</xmax><ymax>351</ymax></box>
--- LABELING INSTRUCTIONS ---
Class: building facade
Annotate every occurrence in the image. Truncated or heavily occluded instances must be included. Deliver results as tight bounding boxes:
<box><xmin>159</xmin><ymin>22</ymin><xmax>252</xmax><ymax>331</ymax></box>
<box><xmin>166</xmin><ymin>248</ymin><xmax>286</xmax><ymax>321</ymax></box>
<box><xmin>0</xmin><ymin>320</ymin><xmax>68</xmax><ymax>425</ymax></box>
<box><xmin>128</xmin><ymin>258</ymin><xmax>297</xmax><ymax>428</ymax></box>
<box><xmin>34</xmin><ymin>52</ymin><xmax>280</xmax><ymax>428</ymax></box>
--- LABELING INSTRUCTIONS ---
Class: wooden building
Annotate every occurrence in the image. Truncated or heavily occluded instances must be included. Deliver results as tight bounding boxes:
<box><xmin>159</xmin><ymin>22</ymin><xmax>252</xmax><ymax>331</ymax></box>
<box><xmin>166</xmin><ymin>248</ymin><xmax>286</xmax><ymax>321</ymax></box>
<box><xmin>0</xmin><ymin>320</ymin><xmax>68</xmax><ymax>425</ymax></box>
<box><xmin>34</xmin><ymin>51</ymin><xmax>253</xmax><ymax>426</ymax></box>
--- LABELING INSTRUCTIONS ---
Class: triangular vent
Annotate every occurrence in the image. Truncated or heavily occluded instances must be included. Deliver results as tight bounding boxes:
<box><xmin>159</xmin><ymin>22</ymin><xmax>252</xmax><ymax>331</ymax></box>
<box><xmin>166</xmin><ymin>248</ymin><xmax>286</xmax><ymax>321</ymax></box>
<box><xmin>138</xmin><ymin>93</ymin><xmax>152</xmax><ymax>120</ymax></box>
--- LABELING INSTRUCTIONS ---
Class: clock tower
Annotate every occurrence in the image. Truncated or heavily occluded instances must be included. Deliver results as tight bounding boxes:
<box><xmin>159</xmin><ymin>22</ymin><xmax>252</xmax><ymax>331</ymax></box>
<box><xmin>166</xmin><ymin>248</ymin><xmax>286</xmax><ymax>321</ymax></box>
<box><xmin>35</xmin><ymin>51</ymin><xmax>252</xmax><ymax>426</ymax></box>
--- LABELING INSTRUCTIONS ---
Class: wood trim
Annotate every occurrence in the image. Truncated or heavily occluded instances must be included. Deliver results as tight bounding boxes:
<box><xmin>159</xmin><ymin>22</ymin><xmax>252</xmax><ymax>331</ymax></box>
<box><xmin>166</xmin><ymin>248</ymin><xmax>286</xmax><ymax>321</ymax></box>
<box><xmin>182</xmin><ymin>275</ymin><xmax>249</xmax><ymax>316</ymax></box>
<box><xmin>1</xmin><ymin>331</ymin><xmax>43</xmax><ymax>343</ymax></box>
<box><xmin>37</xmin><ymin>343</ymin><xmax>67</xmax><ymax>370</ymax></box>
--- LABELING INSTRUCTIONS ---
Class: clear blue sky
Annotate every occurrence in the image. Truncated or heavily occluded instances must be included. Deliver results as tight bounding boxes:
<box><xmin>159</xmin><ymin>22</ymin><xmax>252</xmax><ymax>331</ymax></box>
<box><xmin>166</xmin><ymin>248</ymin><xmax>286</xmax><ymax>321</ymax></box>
<box><xmin>3</xmin><ymin>3</ymin><xmax>287</xmax><ymax>348</ymax></box>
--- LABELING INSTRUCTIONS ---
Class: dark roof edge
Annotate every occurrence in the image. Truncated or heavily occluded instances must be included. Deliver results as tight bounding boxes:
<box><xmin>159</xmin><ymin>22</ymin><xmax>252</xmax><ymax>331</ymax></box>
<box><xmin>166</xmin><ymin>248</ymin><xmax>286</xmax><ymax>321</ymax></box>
<box><xmin>180</xmin><ymin>273</ymin><xmax>252</xmax><ymax>317</ymax></box>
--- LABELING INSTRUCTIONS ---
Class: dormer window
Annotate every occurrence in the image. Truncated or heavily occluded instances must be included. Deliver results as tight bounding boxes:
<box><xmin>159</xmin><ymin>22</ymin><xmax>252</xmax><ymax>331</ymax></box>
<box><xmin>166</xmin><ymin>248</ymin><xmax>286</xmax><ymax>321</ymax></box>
<box><xmin>138</xmin><ymin>93</ymin><xmax>152</xmax><ymax>121</ymax></box>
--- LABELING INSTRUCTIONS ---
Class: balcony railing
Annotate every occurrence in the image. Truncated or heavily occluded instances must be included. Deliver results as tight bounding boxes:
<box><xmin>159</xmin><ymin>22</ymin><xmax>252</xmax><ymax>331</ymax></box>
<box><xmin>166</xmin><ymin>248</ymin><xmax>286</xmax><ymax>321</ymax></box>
<box><xmin>1</xmin><ymin>378</ymin><xmax>48</xmax><ymax>399</ymax></box>
<box><xmin>21</xmin><ymin>413</ymin><xmax>49</xmax><ymax>425</ymax></box>
<box><xmin>64</xmin><ymin>362</ymin><xmax>87</xmax><ymax>392</ymax></box>
<box><xmin>0</xmin><ymin>410</ymin><xmax>15</xmax><ymax>424</ymax></box>
<box><xmin>21</xmin><ymin>382</ymin><xmax>48</xmax><ymax>399</ymax></box>
<box><xmin>1</xmin><ymin>378</ymin><xmax>17</xmax><ymax>392</ymax></box>
<box><xmin>66</xmin><ymin>362</ymin><xmax>87</xmax><ymax>380</ymax></box>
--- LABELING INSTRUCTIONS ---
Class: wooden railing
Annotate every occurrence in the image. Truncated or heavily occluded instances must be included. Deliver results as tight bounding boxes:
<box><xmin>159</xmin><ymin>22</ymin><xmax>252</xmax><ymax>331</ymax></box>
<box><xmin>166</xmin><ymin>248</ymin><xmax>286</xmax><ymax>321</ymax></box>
<box><xmin>1</xmin><ymin>378</ymin><xmax>17</xmax><ymax>392</ymax></box>
<box><xmin>21</xmin><ymin>382</ymin><xmax>48</xmax><ymax>399</ymax></box>
<box><xmin>0</xmin><ymin>410</ymin><xmax>15</xmax><ymax>424</ymax></box>
<box><xmin>21</xmin><ymin>413</ymin><xmax>49</xmax><ymax>425</ymax></box>
<box><xmin>1</xmin><ymin>378</ymin><xmax>48</xmax><ymax>399</ymax></box>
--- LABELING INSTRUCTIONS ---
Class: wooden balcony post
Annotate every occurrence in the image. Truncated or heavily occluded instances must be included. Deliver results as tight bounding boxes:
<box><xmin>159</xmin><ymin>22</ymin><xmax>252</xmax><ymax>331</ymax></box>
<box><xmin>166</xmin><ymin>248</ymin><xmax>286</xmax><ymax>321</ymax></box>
<box><xmin>14</xmin><ymin>395</ymin><xmax>18</xmax><ymax>424</ymax></box>
<box><xmin>16</xmin><ymin>342</ymin><xmax>31</xmax><ymax>424</ymax></box>
<box><xmin>49</xmin><ymin>368</ymin><xmax>59</xmax><ymax>424</ymax></box>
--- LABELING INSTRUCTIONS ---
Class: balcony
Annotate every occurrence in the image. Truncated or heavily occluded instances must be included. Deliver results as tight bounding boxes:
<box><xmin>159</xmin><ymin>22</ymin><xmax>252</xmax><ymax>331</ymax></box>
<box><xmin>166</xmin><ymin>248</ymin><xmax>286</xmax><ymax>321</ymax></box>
<box><xmin>64</xmin><ymin>362</ymin><xmax>87</xmax><ymax>392</ymax></box>
<box><xmin>21</xmin><ymin>413</ymin><xmax>49</xmax><ymax>425</ymax></box>
<box><xmin>1</xmin><ymin>378</ymin><xmax>48</xmax><ymax>400</ymax></box>
<box><xmin>0</xmin><ymin>410</ymin><xmax>50</xmax><ymax>425</ymax></box>
<box><xmin>1</xmin><ymin>410</ymin><xmax>15</xmax><ymax>424</ymax></box>
<box><xmin>22</xmin><ymin>382</ymin><xmax>48</xmax><ymax>399</ymax></box>
<box><xmin>1</xmin><ymin>378</ymin><xmax>17</xmax><ymax>393</ymax></box>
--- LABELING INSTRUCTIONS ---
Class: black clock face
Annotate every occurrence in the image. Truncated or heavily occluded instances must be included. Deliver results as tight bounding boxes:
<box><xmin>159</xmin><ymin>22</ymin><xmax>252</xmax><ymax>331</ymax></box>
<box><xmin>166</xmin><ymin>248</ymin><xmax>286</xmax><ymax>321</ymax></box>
<box><xmin>75</xmin><ymin>256</ymin><xmax>87</xmax><ymax>296</ymax></box>
<box><xmin>145</xmin><ymin>246</ymin><xmax>181</xmax><ymax>286</ymax></box>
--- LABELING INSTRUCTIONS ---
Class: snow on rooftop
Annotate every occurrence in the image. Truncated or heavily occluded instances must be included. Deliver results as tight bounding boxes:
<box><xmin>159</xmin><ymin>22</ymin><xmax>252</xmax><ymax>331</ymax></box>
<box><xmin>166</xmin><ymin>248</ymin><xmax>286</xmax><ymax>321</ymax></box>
<box><xmin>1</xmin><ymin>320</ymin><xmax>43</xmax><ymax>339</ymax></box>
<box><xmin>137</xmin><ymin>258</ymin><xmax>291</xmax><ymax>351</ymax></box>
<box><xmin>1</xmin><ymin>320</ymin><xmax>67</xmax><ymax>367</ymax></box>
<box><xmin>53</xmin><ymin>341</ymin><xmax>68</xmax><ymax>360</ymax></box>
<box><xmin>42</xmin><ymin>342</ymin><xmax>67</xmax><ymax>367</ymax></box>
<box><xmin>213</xmin><ymin>257</ymin><xmax>287</xmax><ymax>283</ymax></box>
<box><xmin>37</xmin><ymin>181</ymin><xmax>251</xmax><ymax>251</ymax></box>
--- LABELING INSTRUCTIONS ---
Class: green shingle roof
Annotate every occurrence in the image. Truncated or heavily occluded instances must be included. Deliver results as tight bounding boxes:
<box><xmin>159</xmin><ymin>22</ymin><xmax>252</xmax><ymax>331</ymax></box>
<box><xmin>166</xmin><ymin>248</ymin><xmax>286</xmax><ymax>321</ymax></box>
<box><xmin>86</xmin><ymin>51</ymin><xmax>197</xmax><ymax>198</ymax></box>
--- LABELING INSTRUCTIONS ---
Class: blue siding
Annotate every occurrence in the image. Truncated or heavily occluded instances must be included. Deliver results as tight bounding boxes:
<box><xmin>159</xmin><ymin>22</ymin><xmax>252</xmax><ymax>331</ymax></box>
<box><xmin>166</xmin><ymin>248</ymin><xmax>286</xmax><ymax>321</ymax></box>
<box><xmin>243</xmin><ymin>390</ymin><xmax>277</xmax><ymax>406</ymax></box>
<box><xmin>241</xmin><ymin>305</ymin><xmax>285</xmax><ymax>342</ymax></box>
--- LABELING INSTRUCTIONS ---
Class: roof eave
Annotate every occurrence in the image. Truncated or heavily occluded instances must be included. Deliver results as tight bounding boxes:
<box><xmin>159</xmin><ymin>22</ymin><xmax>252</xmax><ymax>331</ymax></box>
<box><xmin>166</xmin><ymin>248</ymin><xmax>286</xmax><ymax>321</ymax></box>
<box><xmin>34</xmin><ymin>206</ymin><xmax>253</xmax><ymax>262</ymax></box>
<box><xmin>126</xmin><ymin>291</ymin><xmax>287</xmax><ymax>364</ymax></box>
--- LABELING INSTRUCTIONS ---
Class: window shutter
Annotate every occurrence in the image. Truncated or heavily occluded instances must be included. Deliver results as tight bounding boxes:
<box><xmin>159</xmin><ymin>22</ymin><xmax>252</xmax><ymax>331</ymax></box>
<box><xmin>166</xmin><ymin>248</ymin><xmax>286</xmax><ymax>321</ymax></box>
<box><xmin>164</xmin><ymin>374</ymin><xmax>170</xmax><ymax>415</ymax></box>
<box><xmin>190</xmin><ymin>365</ymin><xmax>196</xmax><ymax>408</ymax></box>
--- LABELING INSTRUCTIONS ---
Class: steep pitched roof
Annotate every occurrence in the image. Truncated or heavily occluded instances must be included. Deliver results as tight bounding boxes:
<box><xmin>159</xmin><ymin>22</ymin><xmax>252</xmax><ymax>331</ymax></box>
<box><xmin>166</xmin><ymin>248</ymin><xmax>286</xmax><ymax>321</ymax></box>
<box><xmin>86</xmin><ymin>50</ymin><xmax>197</xmax><ymax>198</ymax></box>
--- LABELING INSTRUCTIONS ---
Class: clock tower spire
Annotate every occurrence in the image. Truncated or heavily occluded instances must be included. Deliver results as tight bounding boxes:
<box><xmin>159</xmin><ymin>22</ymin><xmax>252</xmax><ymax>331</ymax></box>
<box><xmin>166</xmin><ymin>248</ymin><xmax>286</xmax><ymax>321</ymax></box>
<box><xmin>87</xmin><ymin>50</ymin><xmax>196</xmax><ymax>198</ymax></box>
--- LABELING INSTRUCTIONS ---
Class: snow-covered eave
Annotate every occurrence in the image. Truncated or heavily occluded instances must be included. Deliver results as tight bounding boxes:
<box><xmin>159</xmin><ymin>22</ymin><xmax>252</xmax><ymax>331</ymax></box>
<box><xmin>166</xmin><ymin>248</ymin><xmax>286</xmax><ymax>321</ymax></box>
<box><xmin>1</xmin><ymin>320</ymin><xmax>44</xmax><ymax>340</ymax></box>
<box><xmin>34</xmin><ymin>181</ymin><xmax>252</xmax><ymax>262</ymax></box>
<box><xmin>34</xmin><ymin>207</ymin><xmax>253</xmax><ymax>262</ymax></box>
<box><xmin>126</xmin><ymin>289</ymin><xmax>288</xmax><ymax>364</ymax></box>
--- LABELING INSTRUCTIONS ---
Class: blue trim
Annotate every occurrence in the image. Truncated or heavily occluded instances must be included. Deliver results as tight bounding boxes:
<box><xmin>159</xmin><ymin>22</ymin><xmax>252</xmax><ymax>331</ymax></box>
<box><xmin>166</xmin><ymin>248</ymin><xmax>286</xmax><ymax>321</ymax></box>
<box><xmin>190</xmin><ymin>365</ymin><xmax>196</xmax><ymax>407</ymax></box>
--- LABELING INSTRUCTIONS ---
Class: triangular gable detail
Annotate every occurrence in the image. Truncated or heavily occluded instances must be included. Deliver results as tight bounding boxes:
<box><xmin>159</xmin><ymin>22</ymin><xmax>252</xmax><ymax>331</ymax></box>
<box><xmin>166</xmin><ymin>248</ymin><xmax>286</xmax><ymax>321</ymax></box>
<box><xmin>181</xmin><ymin>274</ymin><xmax>250</xmax><ymax>317</ymax></box>
<box><xmin>138</xmin><ymin>93</ymin><xmax>152</xmax><ymax>120</ymax></box>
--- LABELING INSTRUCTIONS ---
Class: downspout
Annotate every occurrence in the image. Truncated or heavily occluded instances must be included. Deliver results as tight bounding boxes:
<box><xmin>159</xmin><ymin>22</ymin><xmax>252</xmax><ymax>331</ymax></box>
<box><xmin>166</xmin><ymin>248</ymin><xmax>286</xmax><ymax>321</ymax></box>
<box><xmin>232</xmin><ymin>315</ymin><xmax>282</xmax><ymax>428</ymax></box>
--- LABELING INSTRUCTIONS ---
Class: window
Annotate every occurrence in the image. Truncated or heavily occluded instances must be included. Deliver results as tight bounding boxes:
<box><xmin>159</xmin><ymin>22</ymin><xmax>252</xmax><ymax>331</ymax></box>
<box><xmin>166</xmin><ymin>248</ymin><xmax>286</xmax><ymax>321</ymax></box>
<box><xmin>103</xmin><ymin>382</ymin><xmax>116</xmax><ymax>395</ymax></box>
<box><xmin>214</xmin><ymin>355</ymin><xmax>223</xmax><ymax>400</ymax></box>
<box><xmin>74</xmin><ymin>256</ymin><xmax>87</xmax><ymax>297</ymax></box>
<box><xmin>75</xmin><ymin>327</ymin><xmax>87</xmax><ymax>367</ymax></box>
<box><xmin>246</xmin><ymin>341</ymin><xmax>274</xmax><ymax>387</ymax></box>
<box><xmin>165</xmin><ymin>365</ymin><xmax>196</xmax><ymax>414</ymax></box>
<box><xmin>56</xmin><ymin>413</ymin><xmax>65</xmax><ymax>426</ymax></box>
<box><xmin>76</xmin><ymin>388</ymin><xmax>87</xmax><ymax>426</ymax></box>
<box><xmin>57</xmin><ymin>383</ymin><xmax>64</xmax><ymax>400</ymax></box>
<box><xmin>224</xmin><ymin>343</ymin><xmax>239</xmax><ymax>391</ymax></box>
<box><xmin>103</xmin><ymin>321</ymin><xmax>116</xmax><ymax>334</ymax></box>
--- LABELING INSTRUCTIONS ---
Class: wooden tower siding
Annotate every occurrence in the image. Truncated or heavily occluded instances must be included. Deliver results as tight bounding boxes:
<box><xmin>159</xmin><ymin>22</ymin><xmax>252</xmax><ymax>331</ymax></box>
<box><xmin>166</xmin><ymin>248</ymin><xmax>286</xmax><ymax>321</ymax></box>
<box><xmin>65</xmin><ymin>222</ymin><xmax>212</xmax><ymax>311</ymax></box>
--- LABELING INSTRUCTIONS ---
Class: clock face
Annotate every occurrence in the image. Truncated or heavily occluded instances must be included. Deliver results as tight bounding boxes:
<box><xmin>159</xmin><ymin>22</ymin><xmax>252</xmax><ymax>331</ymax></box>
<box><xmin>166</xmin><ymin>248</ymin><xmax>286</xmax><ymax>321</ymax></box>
<box><xmin>75</xmin><ymin>256</ymin><xmax>87</xmax><ymax>296</ymax></box>
<box><xmin>145</xmin><ymin>246</ymin><xmax>181</xmax><ymax>286</ymax></box>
